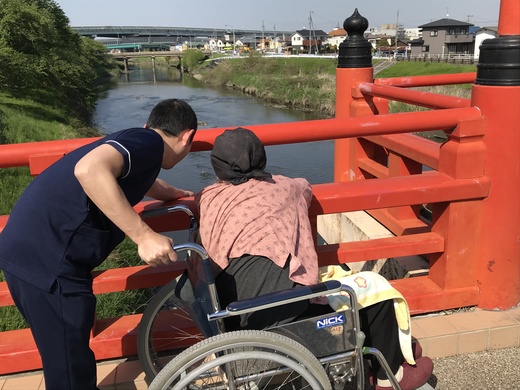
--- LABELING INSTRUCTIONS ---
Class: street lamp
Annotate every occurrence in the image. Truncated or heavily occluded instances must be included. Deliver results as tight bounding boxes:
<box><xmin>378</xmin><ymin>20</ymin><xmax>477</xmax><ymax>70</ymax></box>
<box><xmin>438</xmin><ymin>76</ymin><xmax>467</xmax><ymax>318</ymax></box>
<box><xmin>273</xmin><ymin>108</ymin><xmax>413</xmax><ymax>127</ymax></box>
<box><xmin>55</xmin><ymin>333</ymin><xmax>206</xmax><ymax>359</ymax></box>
<box><xmin>225</xmin><ymin>24</ymin><xmax>235</xmax><ymax>55</ymax></box>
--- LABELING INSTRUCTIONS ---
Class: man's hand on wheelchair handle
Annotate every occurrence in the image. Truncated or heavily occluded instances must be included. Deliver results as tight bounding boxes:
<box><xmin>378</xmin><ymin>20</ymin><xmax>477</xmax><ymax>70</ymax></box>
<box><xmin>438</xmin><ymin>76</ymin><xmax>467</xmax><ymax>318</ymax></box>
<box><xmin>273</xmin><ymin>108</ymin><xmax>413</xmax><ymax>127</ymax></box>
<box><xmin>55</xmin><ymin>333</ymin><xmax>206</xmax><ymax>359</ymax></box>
<box><xmin>137</xmin><ymin>231</ymin><xmax>178</xmax><ymax>267</ymax></box>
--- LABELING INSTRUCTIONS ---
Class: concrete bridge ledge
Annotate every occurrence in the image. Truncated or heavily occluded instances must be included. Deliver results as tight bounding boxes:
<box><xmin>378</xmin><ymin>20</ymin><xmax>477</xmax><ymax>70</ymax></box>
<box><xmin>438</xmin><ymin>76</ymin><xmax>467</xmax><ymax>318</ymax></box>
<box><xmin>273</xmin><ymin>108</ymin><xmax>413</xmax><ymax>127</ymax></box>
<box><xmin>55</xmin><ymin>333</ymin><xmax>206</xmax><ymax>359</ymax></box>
<box><xmin>317</xmin><ymin>211</ymin><xmax>430</xmax><ymax>279</ymax></box>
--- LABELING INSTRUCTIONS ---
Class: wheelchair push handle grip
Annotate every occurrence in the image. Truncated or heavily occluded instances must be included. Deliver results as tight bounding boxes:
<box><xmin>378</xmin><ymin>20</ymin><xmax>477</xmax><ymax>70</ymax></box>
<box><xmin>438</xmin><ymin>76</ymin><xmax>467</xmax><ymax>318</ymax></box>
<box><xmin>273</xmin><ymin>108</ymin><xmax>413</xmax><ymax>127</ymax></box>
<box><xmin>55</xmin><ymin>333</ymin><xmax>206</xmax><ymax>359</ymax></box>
<box><xmin>172</xmin><ymin>242</ymin><xmax>208</xmax><ymax>261</ymax></box>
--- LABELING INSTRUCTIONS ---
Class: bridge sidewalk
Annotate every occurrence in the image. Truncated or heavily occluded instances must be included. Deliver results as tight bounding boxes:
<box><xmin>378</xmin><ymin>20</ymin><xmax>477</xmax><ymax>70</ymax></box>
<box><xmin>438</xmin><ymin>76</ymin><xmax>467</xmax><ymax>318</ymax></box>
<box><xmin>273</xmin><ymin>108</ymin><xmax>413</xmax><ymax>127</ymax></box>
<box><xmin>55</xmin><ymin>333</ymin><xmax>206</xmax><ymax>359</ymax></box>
<box><xmin>0</xmin><ymin>304</ymin><xmax>519</xmax><ymax>389</ymax></box>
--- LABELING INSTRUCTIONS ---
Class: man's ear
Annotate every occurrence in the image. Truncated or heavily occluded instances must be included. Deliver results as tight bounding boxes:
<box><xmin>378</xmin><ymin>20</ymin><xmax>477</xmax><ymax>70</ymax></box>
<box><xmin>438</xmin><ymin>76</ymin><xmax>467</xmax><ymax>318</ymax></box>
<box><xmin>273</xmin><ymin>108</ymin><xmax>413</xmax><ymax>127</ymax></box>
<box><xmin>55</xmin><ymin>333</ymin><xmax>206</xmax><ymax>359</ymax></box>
<box><xmin>181</xmin><ymin>129</ymin><xmax>195</xmax><ymax>145</ymax></box>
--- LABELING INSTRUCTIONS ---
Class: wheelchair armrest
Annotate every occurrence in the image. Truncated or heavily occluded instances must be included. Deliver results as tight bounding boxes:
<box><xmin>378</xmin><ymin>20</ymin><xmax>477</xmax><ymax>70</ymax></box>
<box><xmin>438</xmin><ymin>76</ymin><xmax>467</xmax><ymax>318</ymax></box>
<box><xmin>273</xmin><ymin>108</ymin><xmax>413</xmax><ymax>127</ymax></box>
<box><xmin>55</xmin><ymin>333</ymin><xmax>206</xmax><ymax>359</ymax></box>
<box><xmin>226</xmin><ymin>280</ymin><xmax>342</xmax><ymax>313</ymax></box>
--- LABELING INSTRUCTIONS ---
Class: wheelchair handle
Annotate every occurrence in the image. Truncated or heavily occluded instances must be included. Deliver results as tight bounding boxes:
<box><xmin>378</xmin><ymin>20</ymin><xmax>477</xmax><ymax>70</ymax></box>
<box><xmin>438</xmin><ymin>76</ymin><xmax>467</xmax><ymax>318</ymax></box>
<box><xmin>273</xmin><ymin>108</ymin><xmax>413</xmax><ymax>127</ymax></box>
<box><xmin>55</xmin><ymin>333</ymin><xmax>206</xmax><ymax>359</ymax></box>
<box><xmin>172</xmin><ymin>242</ymin><xmax>216</xmax><ymax>286</ymax></box>
<box><xmin>172</xmin><ymin>241</ymin><xmax>208</xmax><ymax>260</ymax></box>
<box><xmin>172</xmin><ymin>241</ymin><xmax>220</xmax><ymax>314</ymax></box>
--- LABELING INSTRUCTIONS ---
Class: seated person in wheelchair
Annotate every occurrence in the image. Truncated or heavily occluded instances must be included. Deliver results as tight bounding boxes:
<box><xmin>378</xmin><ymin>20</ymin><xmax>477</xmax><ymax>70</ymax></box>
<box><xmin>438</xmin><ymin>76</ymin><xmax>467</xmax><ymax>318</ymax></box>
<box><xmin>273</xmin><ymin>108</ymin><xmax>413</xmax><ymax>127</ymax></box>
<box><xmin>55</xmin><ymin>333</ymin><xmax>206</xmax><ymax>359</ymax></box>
<box><xmin>195</xmin><ymin>128</ymin><xmax>433</xmax><ymax>390</ymax></box>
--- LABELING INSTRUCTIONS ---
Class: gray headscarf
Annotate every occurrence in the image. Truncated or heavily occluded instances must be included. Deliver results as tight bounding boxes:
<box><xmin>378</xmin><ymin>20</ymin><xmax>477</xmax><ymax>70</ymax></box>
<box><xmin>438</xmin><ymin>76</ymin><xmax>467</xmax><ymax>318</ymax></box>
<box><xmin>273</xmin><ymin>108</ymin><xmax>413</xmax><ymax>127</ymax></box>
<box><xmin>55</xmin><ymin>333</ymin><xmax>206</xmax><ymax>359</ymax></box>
<box><xmin>210</xmin><ymin>128</ymin><xmax>272</xmax><ymax>185</ymax></box>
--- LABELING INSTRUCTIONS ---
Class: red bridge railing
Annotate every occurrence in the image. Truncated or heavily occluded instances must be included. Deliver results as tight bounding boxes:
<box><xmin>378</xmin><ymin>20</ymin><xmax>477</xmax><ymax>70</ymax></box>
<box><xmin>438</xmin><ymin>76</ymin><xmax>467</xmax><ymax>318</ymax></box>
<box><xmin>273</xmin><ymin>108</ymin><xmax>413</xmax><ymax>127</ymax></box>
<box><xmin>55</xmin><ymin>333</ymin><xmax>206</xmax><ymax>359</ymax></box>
<box><xmin>0</xmin><ymin>0</ymin><xmax>518</xmax><ymax>375</ymax></box>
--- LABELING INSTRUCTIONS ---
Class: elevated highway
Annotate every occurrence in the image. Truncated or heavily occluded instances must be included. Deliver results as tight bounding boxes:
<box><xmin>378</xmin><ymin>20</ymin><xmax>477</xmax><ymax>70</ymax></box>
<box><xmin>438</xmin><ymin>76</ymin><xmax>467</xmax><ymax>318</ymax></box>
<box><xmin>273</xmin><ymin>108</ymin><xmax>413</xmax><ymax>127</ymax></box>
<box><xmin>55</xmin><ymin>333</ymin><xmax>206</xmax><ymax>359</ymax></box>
<box><xmin>73</xmin><ymin>25</ymin><xmax>292</xmax><ymax>41</ymax></box>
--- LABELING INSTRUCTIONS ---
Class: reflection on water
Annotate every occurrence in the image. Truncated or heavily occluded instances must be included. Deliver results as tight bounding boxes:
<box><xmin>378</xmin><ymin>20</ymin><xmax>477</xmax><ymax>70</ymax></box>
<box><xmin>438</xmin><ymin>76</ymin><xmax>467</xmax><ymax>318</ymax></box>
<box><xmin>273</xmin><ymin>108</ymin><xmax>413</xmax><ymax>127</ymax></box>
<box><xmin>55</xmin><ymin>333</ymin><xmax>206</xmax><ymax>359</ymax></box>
<box><xmin>93</xmin><ymin>65</ymin><xmax>334</xmax><ymax>193</ymax></box>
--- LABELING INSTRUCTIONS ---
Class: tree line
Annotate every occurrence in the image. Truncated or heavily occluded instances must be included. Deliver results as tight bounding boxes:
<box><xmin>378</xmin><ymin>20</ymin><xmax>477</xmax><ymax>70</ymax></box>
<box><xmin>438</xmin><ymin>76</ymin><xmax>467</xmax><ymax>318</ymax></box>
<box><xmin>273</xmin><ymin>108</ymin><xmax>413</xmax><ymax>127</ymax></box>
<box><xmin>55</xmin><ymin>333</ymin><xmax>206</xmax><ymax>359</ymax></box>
<box><xmin>0</xmin><ymin>0</ymin><xmax>115</xmax><ymax>122</ymax></box>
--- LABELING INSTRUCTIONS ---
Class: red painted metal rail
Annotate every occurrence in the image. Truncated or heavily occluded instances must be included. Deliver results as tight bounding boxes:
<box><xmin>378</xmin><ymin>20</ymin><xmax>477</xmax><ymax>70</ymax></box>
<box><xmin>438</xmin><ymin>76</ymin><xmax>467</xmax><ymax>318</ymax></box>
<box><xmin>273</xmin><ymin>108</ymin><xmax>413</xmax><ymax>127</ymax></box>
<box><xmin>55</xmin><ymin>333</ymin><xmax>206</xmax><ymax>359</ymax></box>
<box><xmin>0</xmin><ymin>0</ymin><xmax>519</xmax><ymax>375</ymax></box>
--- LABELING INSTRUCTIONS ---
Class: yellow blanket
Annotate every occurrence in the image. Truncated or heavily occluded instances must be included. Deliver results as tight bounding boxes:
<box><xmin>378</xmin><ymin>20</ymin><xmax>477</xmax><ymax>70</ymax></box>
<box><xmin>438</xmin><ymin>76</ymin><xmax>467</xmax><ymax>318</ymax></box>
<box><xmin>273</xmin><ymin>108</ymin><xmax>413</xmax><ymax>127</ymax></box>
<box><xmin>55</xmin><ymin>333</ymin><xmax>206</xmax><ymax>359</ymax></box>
<box><xmin>319</xmin><ymin>265</ymin><xmax>415</xmax><ymax>365</ymax></box>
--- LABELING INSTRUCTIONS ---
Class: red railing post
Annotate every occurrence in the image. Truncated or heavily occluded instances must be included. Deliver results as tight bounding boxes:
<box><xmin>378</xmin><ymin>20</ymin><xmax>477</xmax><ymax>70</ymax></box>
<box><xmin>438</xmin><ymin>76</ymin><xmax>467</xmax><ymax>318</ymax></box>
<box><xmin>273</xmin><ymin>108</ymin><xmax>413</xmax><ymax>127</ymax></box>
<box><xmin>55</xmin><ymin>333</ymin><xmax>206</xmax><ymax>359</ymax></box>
<box><xmin>429</xmin><ymin>118</ymin><xmax>487</xmax><ymax>290</ymax></box>
<box><xmin>471</xmin><ymin>0</ymin><xmax>520</xmax><ymax>309</ymax></box>
<box><xmin>334</xmin><ymin>9</ymin><xmax>374</xmax><ymax>183</ymax></box>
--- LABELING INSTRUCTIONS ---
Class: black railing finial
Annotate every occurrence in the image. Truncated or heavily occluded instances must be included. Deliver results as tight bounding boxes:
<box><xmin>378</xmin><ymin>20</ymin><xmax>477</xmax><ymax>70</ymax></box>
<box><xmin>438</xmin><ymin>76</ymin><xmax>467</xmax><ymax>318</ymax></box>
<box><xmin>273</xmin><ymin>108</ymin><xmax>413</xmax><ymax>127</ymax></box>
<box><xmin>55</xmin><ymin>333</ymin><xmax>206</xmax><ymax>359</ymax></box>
<box><xmin>337</xmin><ymin>9</ymin><xmax>373</xmax><ymax>68</ymax></box>
<box><xmin>475</xmin><ymin>35</ymin><xmax>520</xmax><ymax>86</ymax></box>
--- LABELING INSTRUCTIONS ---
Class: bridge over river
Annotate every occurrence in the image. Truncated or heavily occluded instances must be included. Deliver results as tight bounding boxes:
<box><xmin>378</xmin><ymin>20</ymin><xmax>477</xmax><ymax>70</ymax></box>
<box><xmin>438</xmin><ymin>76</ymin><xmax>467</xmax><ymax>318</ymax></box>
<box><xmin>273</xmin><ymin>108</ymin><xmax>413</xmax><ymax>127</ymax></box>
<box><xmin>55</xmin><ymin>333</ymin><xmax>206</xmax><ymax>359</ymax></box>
<box><xmin>107</xmin><ymin>50</ymin><xmax>211</xmax><ymax>59</ymax></box>
<box><xmin>107</xmin><ymin>50</ymin><xmax>212</xmax><ymax>74</ymax></box>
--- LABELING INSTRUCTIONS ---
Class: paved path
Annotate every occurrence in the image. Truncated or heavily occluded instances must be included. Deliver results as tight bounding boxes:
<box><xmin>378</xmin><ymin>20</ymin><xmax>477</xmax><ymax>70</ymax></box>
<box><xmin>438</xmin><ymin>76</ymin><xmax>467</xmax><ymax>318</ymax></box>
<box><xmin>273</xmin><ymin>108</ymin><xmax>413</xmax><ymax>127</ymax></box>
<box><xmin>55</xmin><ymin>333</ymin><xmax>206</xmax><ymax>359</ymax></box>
<box><xmin>427</xmin><ymin>346</ymin><xmax>519</xmax><ymax>390</ymax></box>
<box><xmin>373</xmin><ymin>60</ymin><xmax>395</xmax><ymax>75</ymax></box>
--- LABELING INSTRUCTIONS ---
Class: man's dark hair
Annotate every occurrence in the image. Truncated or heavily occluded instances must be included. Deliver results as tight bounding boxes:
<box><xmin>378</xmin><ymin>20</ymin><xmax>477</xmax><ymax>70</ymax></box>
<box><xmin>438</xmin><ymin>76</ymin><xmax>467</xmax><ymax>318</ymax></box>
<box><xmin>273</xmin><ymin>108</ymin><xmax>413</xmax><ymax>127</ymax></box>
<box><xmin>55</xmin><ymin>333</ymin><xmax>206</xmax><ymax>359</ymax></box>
<box><xmin>146</xmin><ymin>99</ymin><xmax>198</xmax><ymax>140</ymax></box>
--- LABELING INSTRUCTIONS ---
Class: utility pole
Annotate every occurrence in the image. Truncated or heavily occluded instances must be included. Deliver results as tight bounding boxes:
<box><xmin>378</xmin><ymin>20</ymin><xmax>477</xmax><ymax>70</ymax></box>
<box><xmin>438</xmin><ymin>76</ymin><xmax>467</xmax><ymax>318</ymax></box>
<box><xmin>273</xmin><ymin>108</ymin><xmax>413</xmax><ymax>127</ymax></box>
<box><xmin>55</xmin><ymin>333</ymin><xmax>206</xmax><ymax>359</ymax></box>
<box><xmin>308</xmin><ymin>12</ymin><xmax>312</xmax><ymax>53</ymax></box>
<box><xmin>395</xmin><ymin>9</ymin><xmax>399</xmax><ymax>59</ymax></box>
<box><xmin>225</xmin><ymin>24</ymin><xmax>235</xmax><ymax>55</ymax></box>
<box><xmin>308</xmin><ymin>11</ymin><xmax>319</xmax><ymax>54</ymax></box>
<box><xmin>262</xmin><ymin>20</ymin><xmax>265</xmax><ymax>51</ymax></box>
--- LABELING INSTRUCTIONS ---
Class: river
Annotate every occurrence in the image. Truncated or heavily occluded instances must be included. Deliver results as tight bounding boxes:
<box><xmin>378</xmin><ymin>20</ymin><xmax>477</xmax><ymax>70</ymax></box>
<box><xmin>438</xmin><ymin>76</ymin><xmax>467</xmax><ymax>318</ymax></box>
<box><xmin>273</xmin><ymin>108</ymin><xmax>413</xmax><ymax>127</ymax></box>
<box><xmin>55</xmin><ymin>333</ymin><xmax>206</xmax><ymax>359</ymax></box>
<box><xmin>92</xmin><ymin>65</ymin><xmax>334</xmax><ymax>194</ymax></box>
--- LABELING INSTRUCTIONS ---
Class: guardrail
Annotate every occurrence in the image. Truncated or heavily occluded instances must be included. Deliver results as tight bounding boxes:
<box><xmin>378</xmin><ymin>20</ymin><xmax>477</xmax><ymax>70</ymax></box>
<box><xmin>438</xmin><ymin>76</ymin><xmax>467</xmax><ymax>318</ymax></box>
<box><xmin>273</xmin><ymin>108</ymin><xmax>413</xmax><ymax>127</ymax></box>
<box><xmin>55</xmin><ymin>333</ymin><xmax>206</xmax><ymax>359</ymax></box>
<box><xmin>0</xmin><ymin>0</ymin><xmax>518</xmax><ymax>375</ymax></box>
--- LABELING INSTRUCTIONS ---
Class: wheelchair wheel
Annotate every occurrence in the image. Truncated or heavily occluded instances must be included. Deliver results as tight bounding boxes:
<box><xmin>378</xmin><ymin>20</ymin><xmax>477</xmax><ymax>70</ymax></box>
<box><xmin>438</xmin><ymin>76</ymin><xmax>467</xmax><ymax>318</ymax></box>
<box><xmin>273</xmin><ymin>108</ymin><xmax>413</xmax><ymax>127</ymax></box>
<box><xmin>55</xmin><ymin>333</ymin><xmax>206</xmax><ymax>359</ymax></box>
<box><xmin>138</xmin><ymin>278</ymin><xmax>202</xmax><ymax>380</ymax></box>
<box><xmin>149</xmin><ymin>330</ymin><xmax>332</xmax><ymax>390</ymax></box>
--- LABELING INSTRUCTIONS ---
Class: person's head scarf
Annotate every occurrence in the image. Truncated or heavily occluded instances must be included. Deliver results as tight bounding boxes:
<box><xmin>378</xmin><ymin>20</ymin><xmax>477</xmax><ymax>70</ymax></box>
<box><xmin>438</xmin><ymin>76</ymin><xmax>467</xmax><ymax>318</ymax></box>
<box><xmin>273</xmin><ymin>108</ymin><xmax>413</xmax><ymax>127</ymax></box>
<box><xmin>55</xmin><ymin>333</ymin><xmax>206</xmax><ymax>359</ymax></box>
<box><xmin>211</xmin><ymin>127</ymin><xmax>272</xmax><ymax>185</ymax></box>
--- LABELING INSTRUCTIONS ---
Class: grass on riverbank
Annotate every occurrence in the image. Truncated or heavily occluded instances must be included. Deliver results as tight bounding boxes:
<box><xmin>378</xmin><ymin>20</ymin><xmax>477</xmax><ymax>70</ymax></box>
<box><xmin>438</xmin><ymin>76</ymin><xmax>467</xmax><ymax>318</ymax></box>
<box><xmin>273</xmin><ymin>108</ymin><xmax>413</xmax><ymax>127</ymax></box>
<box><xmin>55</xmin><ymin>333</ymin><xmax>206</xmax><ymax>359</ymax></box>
<box><xmin>198</xmin><ymin>56</ymin><xmax>477</xmax><ymax>117</ymax></box>
<box><xmin>0</xmin><ymin>93</ymin><xmax>101</xmax><ymax>213</ymax></box>
<box><xmin>376</xmin><ymin>61</ymin><xmax>476</xmax><ymax>78</ymax></box>
<box><xmin>375</xmin><ymin>62</ymin><xmax>474</xmax><ymax>129</ymax></box>
<box><xmin>198</xmin><ymin>56</ymin><xmax>338</xmax><ymax>116</ymax></box>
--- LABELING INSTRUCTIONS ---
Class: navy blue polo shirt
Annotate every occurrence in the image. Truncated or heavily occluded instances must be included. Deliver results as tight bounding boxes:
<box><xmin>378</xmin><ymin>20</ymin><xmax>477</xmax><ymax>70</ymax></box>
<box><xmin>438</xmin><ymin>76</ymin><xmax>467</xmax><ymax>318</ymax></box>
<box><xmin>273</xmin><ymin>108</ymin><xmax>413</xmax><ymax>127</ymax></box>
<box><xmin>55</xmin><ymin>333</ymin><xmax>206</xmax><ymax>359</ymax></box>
<box><xmin>0</xmin><ymin>128</ymin><xmax>164</xmax><ymax>292</ymax></box>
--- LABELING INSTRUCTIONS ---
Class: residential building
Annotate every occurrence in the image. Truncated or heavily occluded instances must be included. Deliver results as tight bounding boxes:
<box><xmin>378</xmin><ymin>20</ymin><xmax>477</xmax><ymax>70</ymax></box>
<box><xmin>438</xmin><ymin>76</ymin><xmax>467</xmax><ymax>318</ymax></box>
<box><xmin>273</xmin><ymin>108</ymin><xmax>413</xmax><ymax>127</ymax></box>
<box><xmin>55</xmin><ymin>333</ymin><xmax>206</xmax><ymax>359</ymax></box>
<box><xmin>404</xmin><ymin>28</ymin><xmax>421</xmax><ymax>40</ymax></box>
<box><xmin>327</xmin><ymin>27</ymin><xmax>347</xmax><ymax>51</ymax></box>
<box><xmin>410</xmin><ymin>18</ymin><xmax>474</xmax><ymax>58</ymax></box>
<box><xmin>291</xmin><ymin>28</ymin><xmax>329</xmax><ymax>54</ymax></box>
<box><xmin>474</xmin><ymin>26</ymin><xmax>498</xmax><ymax>59</ymax></box>
<box><xmin>380</xmin><ymin>24</ymin><xmax>397</xmax><ymax>37</ymax></box>
<box><xmin>236</xmin><ymin>36</ymin><xmax>257</xmax><ymax>51</ymax></box>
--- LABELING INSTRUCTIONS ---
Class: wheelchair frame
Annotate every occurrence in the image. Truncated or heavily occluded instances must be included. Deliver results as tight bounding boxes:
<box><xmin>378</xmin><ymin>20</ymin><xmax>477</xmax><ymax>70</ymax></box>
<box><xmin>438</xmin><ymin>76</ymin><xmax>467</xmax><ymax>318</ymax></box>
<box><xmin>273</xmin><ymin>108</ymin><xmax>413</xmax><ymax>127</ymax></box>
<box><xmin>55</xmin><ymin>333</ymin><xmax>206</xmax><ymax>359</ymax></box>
<box><xmin>138</xmin><ymin>205</ymin><xmax>402</xmax><ymax>390</ymax></box>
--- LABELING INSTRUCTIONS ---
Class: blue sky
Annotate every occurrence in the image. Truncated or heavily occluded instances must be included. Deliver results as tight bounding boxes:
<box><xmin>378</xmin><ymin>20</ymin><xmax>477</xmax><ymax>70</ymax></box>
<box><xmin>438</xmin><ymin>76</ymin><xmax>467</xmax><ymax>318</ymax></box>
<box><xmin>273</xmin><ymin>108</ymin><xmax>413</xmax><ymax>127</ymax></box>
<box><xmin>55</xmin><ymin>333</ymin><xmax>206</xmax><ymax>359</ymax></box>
<box><xmin>54</xmin><ymin>0</ymin><xmax>501</xmax><ymax>31</ymax></box>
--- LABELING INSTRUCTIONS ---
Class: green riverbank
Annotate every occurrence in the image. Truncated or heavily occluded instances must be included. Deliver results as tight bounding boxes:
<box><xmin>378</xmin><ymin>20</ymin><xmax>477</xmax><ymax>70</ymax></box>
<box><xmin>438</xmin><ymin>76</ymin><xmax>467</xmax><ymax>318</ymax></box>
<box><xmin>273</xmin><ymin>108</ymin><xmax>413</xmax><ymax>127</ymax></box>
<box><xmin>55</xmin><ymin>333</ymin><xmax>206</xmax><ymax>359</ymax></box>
<box><xmin>195</xmin><ymin>56</ymin><xmax>476</xmax><ymax>118</ymax></box>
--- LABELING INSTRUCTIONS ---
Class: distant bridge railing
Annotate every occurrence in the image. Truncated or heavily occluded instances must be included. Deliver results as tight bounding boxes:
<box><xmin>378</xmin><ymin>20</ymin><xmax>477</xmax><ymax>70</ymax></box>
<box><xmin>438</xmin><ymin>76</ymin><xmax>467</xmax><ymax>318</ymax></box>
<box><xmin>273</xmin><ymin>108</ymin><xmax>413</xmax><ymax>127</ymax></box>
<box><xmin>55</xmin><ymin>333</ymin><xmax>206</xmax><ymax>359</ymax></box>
<box><xmin>107</xmin><ymin>50</ymin><xmax>211</xmax><ymax>59</ymax></box>
<box><xmin>0</xmin><ymin>0</ymin><xmax>518</xmax><ymax>376</ymax></box>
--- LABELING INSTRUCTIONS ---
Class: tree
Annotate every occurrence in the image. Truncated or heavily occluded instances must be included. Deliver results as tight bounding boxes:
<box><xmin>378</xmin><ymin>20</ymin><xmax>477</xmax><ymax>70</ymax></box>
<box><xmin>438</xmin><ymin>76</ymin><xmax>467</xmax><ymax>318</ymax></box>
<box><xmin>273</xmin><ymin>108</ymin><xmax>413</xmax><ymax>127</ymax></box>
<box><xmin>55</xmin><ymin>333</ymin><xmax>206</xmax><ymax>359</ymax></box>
<box><xmin>181</xmin><ymin>49</ymin><xmax>207</xmax><ymax>73</ymax></box>
<box><xmin>0</xmin><ymin>0</ymin><xmax>113</xmax><ymax>121</ymax></box>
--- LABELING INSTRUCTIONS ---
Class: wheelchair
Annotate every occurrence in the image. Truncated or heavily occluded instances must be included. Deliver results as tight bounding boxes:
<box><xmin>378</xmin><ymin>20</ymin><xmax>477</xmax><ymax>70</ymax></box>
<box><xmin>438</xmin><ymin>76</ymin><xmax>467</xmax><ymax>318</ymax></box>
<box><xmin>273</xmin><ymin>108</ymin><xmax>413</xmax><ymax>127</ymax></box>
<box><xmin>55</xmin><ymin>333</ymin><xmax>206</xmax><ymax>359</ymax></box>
<box><xmin>137</xmin><ymin>205</ymin><xmax>404</xmax><ymax>390</ymax></box>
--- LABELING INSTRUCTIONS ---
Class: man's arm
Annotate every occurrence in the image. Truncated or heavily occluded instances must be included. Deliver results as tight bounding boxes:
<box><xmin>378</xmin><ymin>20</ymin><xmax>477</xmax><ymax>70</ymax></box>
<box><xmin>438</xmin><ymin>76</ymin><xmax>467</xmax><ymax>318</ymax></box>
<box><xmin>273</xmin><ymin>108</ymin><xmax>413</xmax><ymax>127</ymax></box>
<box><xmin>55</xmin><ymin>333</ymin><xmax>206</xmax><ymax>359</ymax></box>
<box><xmin>146</xmin><ymin>178</ymin><xmax>195</xmax><ymax>200</ymax></box>
<box><xmin>74</xmin><ymin>144</ymin><xmax>177</xmax><ymax>266</ymax></box>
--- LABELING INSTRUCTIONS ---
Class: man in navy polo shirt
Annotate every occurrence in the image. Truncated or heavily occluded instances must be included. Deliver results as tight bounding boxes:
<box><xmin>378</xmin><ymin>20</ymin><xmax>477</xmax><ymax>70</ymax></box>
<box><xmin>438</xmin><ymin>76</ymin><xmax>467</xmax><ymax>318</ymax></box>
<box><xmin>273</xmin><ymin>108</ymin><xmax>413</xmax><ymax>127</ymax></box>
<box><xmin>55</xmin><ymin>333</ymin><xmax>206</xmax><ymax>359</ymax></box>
<box><xmin>0</xmin><ymin>98</ymin><xmax>198</xmax><ymax>389</ymax></box>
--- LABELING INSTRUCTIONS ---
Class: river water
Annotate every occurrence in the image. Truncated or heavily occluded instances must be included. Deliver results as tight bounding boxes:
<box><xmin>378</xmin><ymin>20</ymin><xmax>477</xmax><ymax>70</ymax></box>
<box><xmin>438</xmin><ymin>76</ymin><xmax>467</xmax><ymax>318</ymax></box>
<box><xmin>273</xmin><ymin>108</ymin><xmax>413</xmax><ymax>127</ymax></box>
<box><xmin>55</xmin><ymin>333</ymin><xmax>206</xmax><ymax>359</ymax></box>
<box><xmin>92</xmin><ymin>65</ymin><xmax>334</xmax><ymax>193</ymax></box>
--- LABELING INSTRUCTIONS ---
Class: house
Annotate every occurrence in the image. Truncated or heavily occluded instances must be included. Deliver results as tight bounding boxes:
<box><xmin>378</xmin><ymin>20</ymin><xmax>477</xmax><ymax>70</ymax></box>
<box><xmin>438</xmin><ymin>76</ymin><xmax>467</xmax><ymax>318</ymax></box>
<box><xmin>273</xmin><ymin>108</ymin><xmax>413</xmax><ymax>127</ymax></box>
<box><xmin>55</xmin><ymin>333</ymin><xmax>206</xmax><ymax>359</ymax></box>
<box><xmin>291</xmin><ymin>29</ymin><xmax>329</xmax><ymax>54</ymax></box>
<box><xmin>404</xmin><ymin>28</ymin><xmax>421</xmax><ymax>40</ymax></box>
<box><xmin>237</xmin><ymin>36</ymin><xmax>257</xmax><ymax>51</ymax></box>
<box><xmin>269</xmin><ymin>36</ymin><xmax>287</xmax><ymax>53</ymax></box>
<box><xmin>474</xmin><ymin>26</ymin><xmax>498</xmax><ymax>59</ymax></box>
<box><xmin>380</xmin><ymin>24</ymin><xmax>398</xmax><ymax>37</ymax></box>
<box><xmin>207</xmin><ymin>38</ymin><xmax>226</xmax><ymax>52</ymax></box>
<box><xmin>327</xmin><ymin>27</ymin><xmax>347</xmax><ymax>51</ymax></box>
<box><xmin>377</xmin><ymin>38</ymin><xmax>411</xmax><ymax>58</ymax></box>
<box><xmin>410</xmin><ymin>18</ymin><xmax>474</xmax><ymax>58</ymax></box>
<box><xmin>328</xmin><ymin>26</ymin><xmax>412</xmax><ymax>57</ymax></box>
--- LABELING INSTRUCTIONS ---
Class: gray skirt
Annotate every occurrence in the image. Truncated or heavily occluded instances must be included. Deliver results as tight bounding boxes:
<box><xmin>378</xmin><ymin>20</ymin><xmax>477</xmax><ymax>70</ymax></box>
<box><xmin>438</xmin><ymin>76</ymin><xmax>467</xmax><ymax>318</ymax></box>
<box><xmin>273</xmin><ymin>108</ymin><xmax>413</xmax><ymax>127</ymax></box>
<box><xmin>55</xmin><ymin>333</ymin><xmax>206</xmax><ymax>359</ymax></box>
<box><xmin>215</xmin><ymin>254</ymin><xmax>310</xmax><ymax>331</ymax></box>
